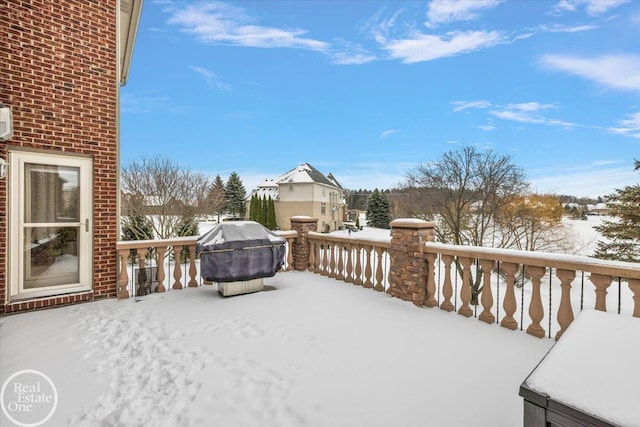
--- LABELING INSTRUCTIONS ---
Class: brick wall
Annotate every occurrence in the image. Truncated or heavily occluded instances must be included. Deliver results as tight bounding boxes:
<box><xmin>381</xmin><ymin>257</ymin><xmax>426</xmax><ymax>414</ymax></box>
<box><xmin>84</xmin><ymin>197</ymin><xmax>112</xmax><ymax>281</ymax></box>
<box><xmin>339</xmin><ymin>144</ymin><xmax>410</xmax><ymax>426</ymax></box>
<box><xmin>388</xmin><ymin>219</ymin><xmax>436</xmax><ymax>305</ymax></box>
<box><xmin>290</xmin><ymin>217</ymin><xmax>318</xmax><ymax>271</ymax></box>
<box><xmin>0</xmin><ymin>0</ymin><xmax>118</xmax><ymax>314</ymax></box>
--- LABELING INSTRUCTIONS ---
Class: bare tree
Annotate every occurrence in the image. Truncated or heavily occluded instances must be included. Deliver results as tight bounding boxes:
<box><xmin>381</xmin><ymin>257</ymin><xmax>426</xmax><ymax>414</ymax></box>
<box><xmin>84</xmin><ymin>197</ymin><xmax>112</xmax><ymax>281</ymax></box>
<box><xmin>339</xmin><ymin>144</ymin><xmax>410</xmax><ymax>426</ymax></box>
<box><xmin>405</xmin><ymin>146</ymin><xmax>528</xmax><ymax>246</ymax></box>
<box><xmin>121</xmin><ymin>156</ymin><xmax>210</xmax><ymax>240</ymax></box>
<box><xmin>404</xmin><ymin>146</ymin><xmax>529</xmax><ymax>304</ymax></box>
<box><xmin>494</xmin><ymin>193</ymin><xmax>575</xmax><ymax>253</ymax></box>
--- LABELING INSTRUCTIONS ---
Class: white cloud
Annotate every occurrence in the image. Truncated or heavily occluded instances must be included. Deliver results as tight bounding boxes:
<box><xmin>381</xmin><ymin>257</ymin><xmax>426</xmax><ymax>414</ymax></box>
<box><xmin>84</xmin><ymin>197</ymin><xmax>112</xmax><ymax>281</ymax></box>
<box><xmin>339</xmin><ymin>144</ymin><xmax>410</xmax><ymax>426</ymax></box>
<box><xmin>452</xmin><ymin>100</ymin><xmax>577</xmax><ymax>129</ymax></box>
<box><xmin>537</xmin><ymin>23</ymin><xmax>598</xmax><ymax>33</ymax></box>
<box><xmin>592</xmin><ymin>160</ymin><xmax>623</xmax><ymax>166</ymax></box>
<box><xmin>609</xmin><ymin>112</ymin><xmax>640</xmax><ymax>139</ymax></box>
<box><xmin>330</xmin><ymin>42</ymin><xmax>377</xmax><ymax>65</ymax></box>
<box><xmin>380</xmin><ymin>129</ymin><xmax>399</xmax><ymax>139</ymax></box>
<box><xmin>489</xmin><ymin>102</ymin><xmax>580</xmax><ymax>128</ymax></box>
<box><xmin>189</xmin><ymin>66</ymin><xmax>231</xmax><ymax>91</ymax></box>
<box><xmin>424</xmin><ymin>0</ymin><xmax>504</xmax><ymax>28</ymax></box>
<box><xmin>490</xmin><ymin>102</ymin><xmax>554</xmax><ymax>123</ymax></box>
<box><xmin>491</xmin><ymin>109</ymin><xmax>545</xmax><ymax>124</ymax></box>
<box><xmin>451</xmin><ymin>100</ymin><xmax>492</xmax><ymax>112</ymax></box>
<box><xmin>507</xmin><ymin>102</ymin><xmax>556</xmax><ymax>112</ymax></box>
<box><xmin>540</xmin><ymin>54</ymin><xmax>640</xmax><ymax>93</ymax></box>
<box><xmin>552</xmin><ymin>0</ymin><xmax>630</xmax><ymax>16</ymax></box>
<box><xmin>383</xmin><ymin>30</ymin><xmax>503</xmax><ymax>63</ymax></box>
<box><xmin>166</xmin><ymin>2</ymin><xmax>329</xmax><ymax>52</ymax></box>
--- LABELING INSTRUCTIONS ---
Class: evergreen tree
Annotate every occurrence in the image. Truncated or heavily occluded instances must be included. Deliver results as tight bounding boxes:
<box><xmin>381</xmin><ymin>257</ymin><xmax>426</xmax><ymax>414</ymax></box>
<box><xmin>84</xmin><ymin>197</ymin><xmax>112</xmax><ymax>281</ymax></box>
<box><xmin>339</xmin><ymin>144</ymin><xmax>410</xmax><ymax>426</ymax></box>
<box><xmin>225</xmin><ymin>172</ymin><xmax>246</xmax><ymax>219</ymax></box>
<box><xmin>366</xmin><ymin>189</ymin><xmax>392</xmax><ymax>229</ymax></box>
<box><xmin>121</xmin><ymin>209</ymin><xmax>154</xmax><ymax>241</ymax></box>
<box><xmin>267</xmin><ymin>196</ymin><xmax>277</xmax><ymax>230</ymax></box>
<box><xmin>249</xmin><ymin>193</ymin><xmax>258</xmax><ymax>222</ymax></box>
<box><xmin>260</xmin><ymin>195</ymin><xmax>268</xmax><ymax>226</ymax></box>
<box><xmin>594</xmin><ymin>161</ymin><xmax>640</xmax><ymax>262</ymax></box>
<box><xmin>121</xmin><ymin>209</ymin><xmax>155</xmax><ymax>264</ymax></box>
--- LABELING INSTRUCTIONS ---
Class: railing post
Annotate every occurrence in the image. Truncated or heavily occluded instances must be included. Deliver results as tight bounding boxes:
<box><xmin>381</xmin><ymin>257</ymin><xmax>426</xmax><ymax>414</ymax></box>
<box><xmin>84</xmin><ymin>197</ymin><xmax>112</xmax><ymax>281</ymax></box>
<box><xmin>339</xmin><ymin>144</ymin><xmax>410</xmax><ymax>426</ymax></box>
<box><xmin>156</xmin><ymin>246</ymin><xmax>167</xmax><ymax>293</ymax></box>
<box><xmin>628</xmin><ymin>279</ymin><xmax>640</xmax><ymax>318</ymax></box>
<box><xmin>363</xmin><ymin>246</ymin><xmax>373</xmax><ymax>288</ymax></box>
<box><xmin>329</xmin><ymin>244</ymin><xmax>337</xmax><ymax>278</ymax></box>
<box><xmin>478</xmin><ymin>259</ymin><xmax>495</xmax><ymax>324</ymax></box>
<box><xmin>590</xmin><ymin>273</ymin><xmax>612</xmax><ymax>312</ymax></box>
<box><xmin>321</xmin><ymin>244</ymin><xmax>329</xmax><ymax>276</ymax></box>
<box><xmin>374</xmin><ymin>247</ymin><xmax>384</xmax><ymax>292</ymax></box>
<box><xmin>354</xmin><ymin>244</ymin><xmax>363</xmax><ymax>286</ymax></box>
<box><xmin>388</xmin><ymin>219</ymin><xmax>436</xmax><ymax>306</ymax></box>
<box><xmin>308</xmin><ymin>239</ymin><xmax>315</xmax><ymax>272</ymax></box>
<box><xmin>290</xmin><ymin>216</ymin><xmax>318</xmax><ymax>271</ymax></box>
<box><xmin>500</xmin><ymin>262</ymin><xmax>519</xmax><ymax>330</ymax></box>
<box><xmin>286</xmin><ymin>237</ymin><xmax>294</xmax><ymax>271</ymax></box>
<box><xmin>424</xmin><ymin>253</ymin><xmax>438</xmax><ymax>306</ymax></box>
<box><xmin>345</xmin><ymin>243</ymin><xmax>354</xmax><ymax>283</ymax></box>
<box><xmin>440</xmin><ymin>255</ymin><xmax>455</xmax><ymax>312</ymax></box>
<box><xmin>172</xmin><ymin>245</ymin><xmax>183</xmax><ymax>290</ymax></box>
<box><xmin>188</xmin><ymin>244</ymin><xmax>198</xmax><ymax>287</ymax></box>
<box><xmin>526</xmin><ymin>266</ymin><xmax>546</xmax><ymax>338</ymax></box>
<box><xmin>117</xmin><ymin>248</ymin><xmax>130</xmax><ymax>299</ymax></box>
<box><xmin>458</xmin><ymin>257</ymin><xmax>473</xmax><ymax>317</ymax></box>
<box><xmin>336</xmin><ymin>243</ymin><xmax>345</xmax><ymax>281</ymax></box>
<box><xmin>555</xmin><ymin>269</ymin><xmax>576</xmax><ymax>340</ymax></box>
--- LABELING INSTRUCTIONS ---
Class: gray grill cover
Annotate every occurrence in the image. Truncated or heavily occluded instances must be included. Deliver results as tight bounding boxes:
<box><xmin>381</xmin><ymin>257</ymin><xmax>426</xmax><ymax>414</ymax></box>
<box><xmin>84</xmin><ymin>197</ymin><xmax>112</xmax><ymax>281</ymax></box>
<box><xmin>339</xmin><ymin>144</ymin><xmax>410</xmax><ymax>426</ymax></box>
<box><xmin>196</xmin><ymin>221</ymin><xmax>286</xmax><ymax>283</ymax></box>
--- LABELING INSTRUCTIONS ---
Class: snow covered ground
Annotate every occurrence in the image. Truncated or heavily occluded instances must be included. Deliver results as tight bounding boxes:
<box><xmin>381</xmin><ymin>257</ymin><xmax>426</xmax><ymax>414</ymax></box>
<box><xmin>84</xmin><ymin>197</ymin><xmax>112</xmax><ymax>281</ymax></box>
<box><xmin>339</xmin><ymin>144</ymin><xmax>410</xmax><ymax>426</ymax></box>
<box><xmin>1</xmin><ymin>271</ymin><xmax>554</xmax><ymax>427</ymax></box>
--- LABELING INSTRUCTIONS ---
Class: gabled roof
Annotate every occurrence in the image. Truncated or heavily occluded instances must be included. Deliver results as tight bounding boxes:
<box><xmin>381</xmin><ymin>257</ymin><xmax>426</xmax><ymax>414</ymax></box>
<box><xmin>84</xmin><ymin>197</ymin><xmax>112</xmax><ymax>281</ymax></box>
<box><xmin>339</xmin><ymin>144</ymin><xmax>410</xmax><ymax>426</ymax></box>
<box><xmin>275</xmin><ymin>163</ymin><xmax>337</xmax><ymax>187</ymax></box>
<box><xmin>326</xmin><ymin>173</ymin><xmax>343</xmax><ymax>189</ymax></box>
<box><xmin>247</xmin><ymin>163</ymin><xmax>342</xmax><ymax>201</ymax></box>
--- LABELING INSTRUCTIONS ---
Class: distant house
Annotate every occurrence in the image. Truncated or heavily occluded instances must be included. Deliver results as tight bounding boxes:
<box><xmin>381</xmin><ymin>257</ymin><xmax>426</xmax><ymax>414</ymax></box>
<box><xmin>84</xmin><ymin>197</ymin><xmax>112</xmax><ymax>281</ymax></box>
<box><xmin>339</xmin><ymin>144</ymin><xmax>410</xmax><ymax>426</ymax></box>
<box><xmin>1</xmin><ymin>0</ymin><xmax>143</xmax><ymax>314</ymax></box>
<box><xmin>587</xmin><ymin>203</ymin><xmax>612</xmax><ymax>216</ymax></box>
<box><xmin>247</xmin><ymin>163</ymin><xmax>345</xmax><ymax>232</ymax></box>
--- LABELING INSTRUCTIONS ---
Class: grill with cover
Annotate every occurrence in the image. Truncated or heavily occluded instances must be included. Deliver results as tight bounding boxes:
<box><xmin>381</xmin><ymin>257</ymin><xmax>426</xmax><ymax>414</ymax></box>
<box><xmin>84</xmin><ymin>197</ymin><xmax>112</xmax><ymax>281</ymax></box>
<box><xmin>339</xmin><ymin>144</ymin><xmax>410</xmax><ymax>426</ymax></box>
<box><xmin>196</xmin><ymin>221</ymin><xmax>286</xmax><ymax>283</ymax></box>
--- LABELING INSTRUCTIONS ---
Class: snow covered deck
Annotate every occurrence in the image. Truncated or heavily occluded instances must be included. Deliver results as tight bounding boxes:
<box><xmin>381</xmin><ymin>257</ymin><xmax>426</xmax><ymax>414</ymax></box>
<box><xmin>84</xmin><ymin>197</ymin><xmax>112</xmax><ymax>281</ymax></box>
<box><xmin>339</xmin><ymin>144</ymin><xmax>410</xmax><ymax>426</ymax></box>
<box><xmin>1</xmin><ymin>271</ymin><xmax>554</xmax><ymax>426</ymax></box>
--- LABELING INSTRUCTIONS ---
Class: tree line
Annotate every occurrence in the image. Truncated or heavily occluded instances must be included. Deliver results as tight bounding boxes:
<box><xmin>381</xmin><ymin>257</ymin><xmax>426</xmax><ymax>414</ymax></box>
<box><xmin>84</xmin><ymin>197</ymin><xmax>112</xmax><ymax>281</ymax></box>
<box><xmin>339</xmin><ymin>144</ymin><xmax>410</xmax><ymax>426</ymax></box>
<box><xmin>120</xmin><ymin>149</ymin><xmax>639</xmax><ymax>265</ymax></box>
<box><xmin>121</xmin><ymin>156</ymin><xmax>248</xmax><ymax>241</ymax></box>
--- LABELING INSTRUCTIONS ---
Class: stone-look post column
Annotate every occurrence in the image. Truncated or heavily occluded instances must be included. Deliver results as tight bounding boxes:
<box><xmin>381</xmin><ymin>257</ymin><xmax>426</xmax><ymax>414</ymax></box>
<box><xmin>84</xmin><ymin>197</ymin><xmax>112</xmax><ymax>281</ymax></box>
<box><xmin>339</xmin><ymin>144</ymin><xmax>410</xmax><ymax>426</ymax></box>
<box><xmin>290</xmin><ymin>216</ymin><xmax>318</xmax><ymax>271</ymax></box>
<box><xmin>388</xmin><ymin>219</ymin><xmax>436</xmax><ymax>306</ymax></box>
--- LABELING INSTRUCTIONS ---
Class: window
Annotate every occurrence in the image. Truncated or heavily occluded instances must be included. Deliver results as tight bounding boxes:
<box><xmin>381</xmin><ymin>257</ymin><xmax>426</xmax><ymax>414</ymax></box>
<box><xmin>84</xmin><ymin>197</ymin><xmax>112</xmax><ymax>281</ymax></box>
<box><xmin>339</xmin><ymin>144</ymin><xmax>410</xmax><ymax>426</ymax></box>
<box><xmin>321</xmin><ymin>202</ymin><xmax>326</xmax><ymax>215</ymax></box>
<box><xmin>289</xmin><ymin>184</ymin><xmax>293</xmax><ymax>192</ymax></box>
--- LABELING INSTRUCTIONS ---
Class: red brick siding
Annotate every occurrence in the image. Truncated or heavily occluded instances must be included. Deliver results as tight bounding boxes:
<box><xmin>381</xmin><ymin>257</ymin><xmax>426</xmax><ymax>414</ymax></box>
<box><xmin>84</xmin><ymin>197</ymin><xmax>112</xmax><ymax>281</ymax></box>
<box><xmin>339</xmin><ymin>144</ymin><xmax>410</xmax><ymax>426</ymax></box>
<box><xmin>0</xmin><ymin>0</ymin><xmax>118</xmax><ymax>314</ymax></box>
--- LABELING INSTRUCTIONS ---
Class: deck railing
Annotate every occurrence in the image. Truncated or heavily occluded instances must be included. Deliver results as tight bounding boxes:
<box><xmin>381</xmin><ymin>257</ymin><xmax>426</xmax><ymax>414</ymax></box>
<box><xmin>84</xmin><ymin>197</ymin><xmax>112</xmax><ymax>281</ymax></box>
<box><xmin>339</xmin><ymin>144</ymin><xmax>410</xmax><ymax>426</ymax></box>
<box><xmin>292</xmin><ymin>218</ymin><xmax>640</xmax><ymax>341</ymax></box>
<box><xmin>116</xmin><ymin>236</ymin><xmax>199</xmax><ymax>299</ymax></box>
<box><xmin>306</xmin><ymin>231</ymin><xmax>391</xmax><ymax>292</ymax></box>
<box><xmin>115</xmin><ymin>231</ymin><xmax>297</xmax><ymax>299</ymax></box>
<box><xmin>114</xmin><ymin>217</ymin><xmax>640</xmax><ymax>343</ymax></box>
<box><xmin>420</xmin><ymin>242</ymin><xmax>640</xmax><ymax>340</ymax></box>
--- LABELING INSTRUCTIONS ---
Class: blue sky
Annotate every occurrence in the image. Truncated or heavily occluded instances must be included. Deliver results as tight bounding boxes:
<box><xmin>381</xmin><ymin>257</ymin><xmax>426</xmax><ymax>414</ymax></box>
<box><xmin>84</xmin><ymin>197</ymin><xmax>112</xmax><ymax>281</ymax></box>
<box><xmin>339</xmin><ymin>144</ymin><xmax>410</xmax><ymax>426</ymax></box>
<box><xmin>121</xmin><ymin>0</ymin><xmax>640</xmax><ymax>198</ymax></box>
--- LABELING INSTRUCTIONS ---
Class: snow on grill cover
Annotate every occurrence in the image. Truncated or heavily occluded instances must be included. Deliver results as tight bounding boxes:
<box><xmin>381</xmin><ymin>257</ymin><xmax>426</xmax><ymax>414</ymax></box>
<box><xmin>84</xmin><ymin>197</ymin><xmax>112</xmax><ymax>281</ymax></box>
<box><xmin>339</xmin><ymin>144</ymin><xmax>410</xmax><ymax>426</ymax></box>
<box><xmin>196</xmin><ymin>221</ymin><xmax>286</xmax><ymax>283</ymax></box>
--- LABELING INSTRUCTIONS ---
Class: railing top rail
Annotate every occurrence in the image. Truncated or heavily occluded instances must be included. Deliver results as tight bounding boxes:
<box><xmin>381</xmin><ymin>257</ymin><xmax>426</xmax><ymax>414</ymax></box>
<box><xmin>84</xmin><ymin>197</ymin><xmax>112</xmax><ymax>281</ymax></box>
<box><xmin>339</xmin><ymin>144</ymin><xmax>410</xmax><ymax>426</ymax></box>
<box><xmin>116</xmin><ymin>236</ymin><xmax>199</xmax><ymax>250</ymax></box>
<box><xmin>423</xmin><ymin>242</ymin><xmax>640</xmax><ymax>279</ymax></box>
<box><xmin>308</xmin><ymin>231</ymin><xmax>391</xmax><ymax>248</ymax></box>
<box><xmin>274</xmin><ymin>230</ymin><xmax>298</xmax><ymax>238</ymax></box>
